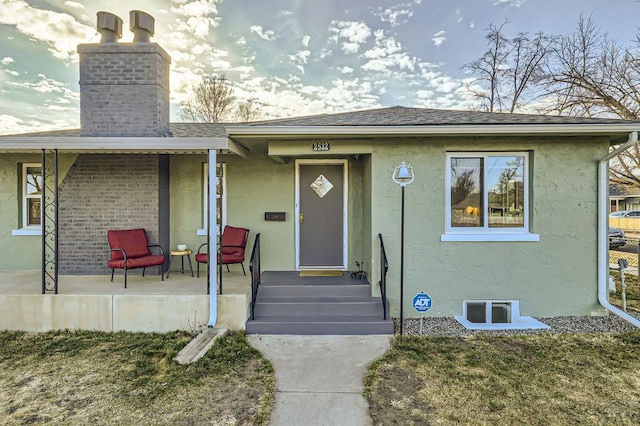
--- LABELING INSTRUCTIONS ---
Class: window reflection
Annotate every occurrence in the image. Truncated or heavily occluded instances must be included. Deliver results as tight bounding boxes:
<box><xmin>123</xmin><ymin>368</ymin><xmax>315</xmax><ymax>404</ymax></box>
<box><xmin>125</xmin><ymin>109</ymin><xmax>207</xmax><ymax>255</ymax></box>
<box><xmin>450</xmin><ymin>157</ymin><xmax>483</xmax><ymax>227</ymax></box>
<box><xmin>448</xmin><ymin>154</ymin><xmax>526</xmax><ymax>230</ymax></box>
<box><xmin>487</xmin><ymin>156</ymin><xmax>524</xmax><ymax>228</ymax></box>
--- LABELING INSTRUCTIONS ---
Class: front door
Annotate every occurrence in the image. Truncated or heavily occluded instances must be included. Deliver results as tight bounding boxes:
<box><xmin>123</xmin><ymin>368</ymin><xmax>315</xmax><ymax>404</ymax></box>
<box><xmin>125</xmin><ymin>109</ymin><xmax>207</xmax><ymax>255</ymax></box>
<box><xmin>296</xmin><ymin>160</ymin><xmax>347</xmax><ymax>268</ymax></box>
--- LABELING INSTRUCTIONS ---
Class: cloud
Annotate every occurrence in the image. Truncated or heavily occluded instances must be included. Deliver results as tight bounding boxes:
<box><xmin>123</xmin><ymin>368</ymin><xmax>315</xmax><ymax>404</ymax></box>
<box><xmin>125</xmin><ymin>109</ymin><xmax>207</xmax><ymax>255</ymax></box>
<box><xmin>0</xmin><ymin>114</ymin><xmax>25</xmax><ymax>134</ymax></box>
<box><xmin>432</xmin><ymin>30</ymin><xmax>446</xmax><ymax>46</ymax></box>
<box><xmin>374</xmin><ymin>1</ymin><xmax>422</xmax><ymax>27</ymax></box>
<box><xmin>0</xmin><ymin>0</ymin><xmax>97</xmax><ymax>63</ymax></box>
<box><xmin>491</xmin><ymin>0</ymin><xmax>527</xmax><ymax>6</ymax></box>
<box><xmin>302</xmin><ymin>35</ymin><xmax>311</xmax><ymax>48</ymax></box>
<box><xmin>329</xmin><ymin>20</ymin><xmax>372</xmax><ymax>54</ymax></box>
<box><xmin>1</xmin><ymin>57</ymin><xmax>14</xmax><ymax>65</ymax></box>
<box><xmin>338</xmin><ymin>66</ymin><xmax>354</xmax><ymax>74</ymax></box>
<box><xmin>63</xmin><ymin>1</ymin><xmax>84</xmax><ymax>9</ymax></box>
<box><xmin>11</xmin><ymin>74</ymin><xmax>70</xmax><ymax>94</ymax></box>
<box><xmin>360</xmin><ymin>30</ymin><xmax>415</xmax><ymax>74</ymax></box>
<box><xmin>288</xmin><ymin>50</ymin><xmax>311</xmax><ymax>74</ymax></box>
<box><xmin>169</xmin><ymin>0</ymin><xmax>221</xmax><ymax>39</ymax></box>
<box><xmin>249</xmin><ymin>25</ymin><xmax>276</xmax><ymax>41</ymax></box>
<box><xmin>4</xmin><ymin>69</ymin><xmax>19</xmax><ymax>76</ymax></box>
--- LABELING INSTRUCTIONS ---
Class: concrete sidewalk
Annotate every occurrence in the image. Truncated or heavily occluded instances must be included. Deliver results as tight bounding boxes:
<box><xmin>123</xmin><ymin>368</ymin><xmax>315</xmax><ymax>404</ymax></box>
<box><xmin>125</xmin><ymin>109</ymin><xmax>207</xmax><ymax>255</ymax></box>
<box><xmin>248</xmin><ymin>335</ymin><xmax>392</xmax><ymax>426</ymax></box>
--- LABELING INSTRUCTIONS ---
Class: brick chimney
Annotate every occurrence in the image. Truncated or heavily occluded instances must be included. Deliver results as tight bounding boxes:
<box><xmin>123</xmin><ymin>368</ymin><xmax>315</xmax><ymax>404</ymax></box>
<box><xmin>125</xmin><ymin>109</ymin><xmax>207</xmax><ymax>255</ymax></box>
<box><xmin>78</xmin><ymin>11</ymin><xmax>171</xmax><ymax>137</ymax></box>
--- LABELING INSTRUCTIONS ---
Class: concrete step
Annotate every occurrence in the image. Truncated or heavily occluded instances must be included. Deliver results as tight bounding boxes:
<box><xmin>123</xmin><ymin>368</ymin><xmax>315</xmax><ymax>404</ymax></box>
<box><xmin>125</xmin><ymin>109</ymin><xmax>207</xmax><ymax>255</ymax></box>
<box><xmin>254</xmin><ymin>298</ymin><xmax>385</xmax><ymax>316</ymax></box>
<box><xmin>247</xmin><ymin>271</ymin><xmax>393</xmax><ymax>335</ymax></box>
<box><xmin>245</xmin><ymin>315</ymin><xmax>394</xmax><ymax>335</ymax></box>
<box><xmin>257</xmin><ymin>283</ymin><xmax>372</xmax><ymax>298</ymax></box>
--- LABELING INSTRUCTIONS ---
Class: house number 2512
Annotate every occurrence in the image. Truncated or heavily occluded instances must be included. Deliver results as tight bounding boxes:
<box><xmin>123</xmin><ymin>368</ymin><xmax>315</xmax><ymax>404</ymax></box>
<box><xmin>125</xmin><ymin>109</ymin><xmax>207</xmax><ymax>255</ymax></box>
<box><xmin>312</xmin><ymin>142</ymin><xmax>330</xmax><ymax>151</ymax></box>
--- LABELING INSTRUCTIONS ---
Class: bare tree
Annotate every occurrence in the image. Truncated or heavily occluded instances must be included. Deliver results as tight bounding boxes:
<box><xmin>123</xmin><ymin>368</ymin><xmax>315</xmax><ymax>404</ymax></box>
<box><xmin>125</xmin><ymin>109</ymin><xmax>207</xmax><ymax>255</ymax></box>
<box><xmin>235</xmin><ymin>100</ymin><xmax>262</xmax><ymax>122</ymax></box>
<box><xmin>544</xmin><ymin>16</ymin><xmax>640</xmax><ymax>119</ymax></box>
<box><xmin>462</xmin><ymin>21</ymin><xmax>554</xmax><ymax>113</ymax></box>
<box><xmin>543</xmin><ymin>16</ymin><xmax>640</xmax><ymax>186</ymax></box>
<box><xmin>181</xmin><ymin>75</ymin><xmax>235</xmax><ymax>122</ymax></box>
<box><xmin>462</xmin><ymin>21</ymin><xmax>510</xmax><ymax>112</ymax></box>
<box><xmin>507</xmin><ymin>32</ymin><xmax>555</xmax><ymax>113</ymax></box>
<box><xmin>465</xmin><ymin>17</ymin><xmax>640</xmax><ymax>187</ymax></box>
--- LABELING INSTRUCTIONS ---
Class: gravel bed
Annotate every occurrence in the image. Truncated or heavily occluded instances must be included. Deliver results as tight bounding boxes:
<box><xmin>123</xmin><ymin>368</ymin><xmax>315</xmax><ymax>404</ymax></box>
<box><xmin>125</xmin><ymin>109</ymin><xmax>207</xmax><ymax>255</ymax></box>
<box><xmin>394</xmin><ymin>313</ymin><xmax>640</xmax><ymax>337</ymax></box>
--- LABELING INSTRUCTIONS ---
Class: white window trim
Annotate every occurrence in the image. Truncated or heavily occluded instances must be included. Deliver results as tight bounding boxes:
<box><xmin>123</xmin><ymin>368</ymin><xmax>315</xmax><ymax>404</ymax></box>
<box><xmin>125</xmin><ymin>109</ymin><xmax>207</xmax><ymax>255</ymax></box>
<box><xmin>443</xmin><ymin>152</ymin><xmax>539</xmax><ymax>242</ymax></box>
<box><xmin>455</xmin><ymin>300</ymin><xmax>550</xmax><ymax>330</ymax></box>
<box><xmin>13</xmin><ymin>163</ymin><xmax>42</xmax><ymax>236</ymax></box>
<box><xmin>197</xmin><ymin>162</ymin><xmax>226</xmax><ymax>236</ymax></box>
<box><xmin>12</xmin><ymin>228</ymin><xmax>42</xmax><ymax>236</ymax></box>
<box><xmin>441</xmin><ymin>233</ymin><xmax>539</xmax><ymax>242</ymax></box>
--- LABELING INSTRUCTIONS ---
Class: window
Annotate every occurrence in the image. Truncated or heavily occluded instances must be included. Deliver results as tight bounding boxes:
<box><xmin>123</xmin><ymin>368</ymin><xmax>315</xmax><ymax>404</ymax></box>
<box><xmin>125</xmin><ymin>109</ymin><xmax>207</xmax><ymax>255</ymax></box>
<box><xmin>197</xmin><ymin>162</ymin><xmax>226</xmax><ymax>236</ymax></box>
<box><xmin>456</xmin><ymin>300</ymin><xmax>550</xmax><ymax>330</ymax></box>
<box><xmin>465</xmin><ymin>301</ymin><xmax>511</xmax><ymax>324</ymax></box>
<box><xmin>23</xmin><ymin>163</ymin><xmax>42</xmax><ymax>227</ymax></box>
<box><xmin>443</xmin><ymin>152</ymin><xmax>538</xmax><ymax>242</ymax></box>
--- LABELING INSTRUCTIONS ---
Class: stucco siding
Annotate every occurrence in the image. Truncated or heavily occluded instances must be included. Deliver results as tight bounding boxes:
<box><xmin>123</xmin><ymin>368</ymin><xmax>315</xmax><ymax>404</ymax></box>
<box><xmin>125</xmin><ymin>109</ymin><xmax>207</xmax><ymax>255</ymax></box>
<box><xmin>169</xmin><ymin>154</ymin><xmax>208</xmax><ymax>254</ymax></box>
<box><xmin>0</xmin><ymin>153</ymin><xmax>77</xmax><ymax>270</ymax></box>
<box><xmin>370</xmin><ymin>136</ymin><xmax>609</xmax><ymax>318</ymax></box>
<box><xmin>348</xmin><ymin>158</ymin><xmax>365</xmax><ymax>272</ymax></box>
<box><xmin>178</xmin><ymin>154</ymin><xmax>367</xmax><ymax>273</ymax></box>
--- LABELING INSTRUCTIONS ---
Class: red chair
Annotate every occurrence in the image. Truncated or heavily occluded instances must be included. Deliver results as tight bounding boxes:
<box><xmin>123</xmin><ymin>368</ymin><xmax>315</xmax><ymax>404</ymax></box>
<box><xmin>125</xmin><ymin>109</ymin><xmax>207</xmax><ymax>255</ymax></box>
<box><xmin>196</xmin><ymin>225</ymin><xmax>249</xmax><ymax>277</ymax></box>
<box><xmin>107</xmin><ymin>228</ymin><xmax>165</xmax><ymax>288</ymax></box>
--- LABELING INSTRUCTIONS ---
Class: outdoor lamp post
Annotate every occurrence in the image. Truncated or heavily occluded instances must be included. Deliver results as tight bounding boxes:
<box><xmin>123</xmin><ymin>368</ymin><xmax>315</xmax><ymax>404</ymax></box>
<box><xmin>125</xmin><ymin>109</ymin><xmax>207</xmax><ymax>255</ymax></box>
<box><xmin>392</xmin><ymin>161</ymin><xmax>414</xmax><ymax>334</ymax></box>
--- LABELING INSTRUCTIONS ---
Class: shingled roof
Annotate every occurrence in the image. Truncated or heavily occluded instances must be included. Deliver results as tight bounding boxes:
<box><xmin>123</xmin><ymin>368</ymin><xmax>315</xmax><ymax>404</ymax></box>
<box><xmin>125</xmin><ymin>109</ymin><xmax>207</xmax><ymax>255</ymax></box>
<box><xmin>2</xmin><ymin>106</ymin><xmax>640</xmax><ymax>139</ymax></box>
<box><xmin>242</xmin><ymin>106</ymin><xmax>640</xmax><ymax>127</ymax></box>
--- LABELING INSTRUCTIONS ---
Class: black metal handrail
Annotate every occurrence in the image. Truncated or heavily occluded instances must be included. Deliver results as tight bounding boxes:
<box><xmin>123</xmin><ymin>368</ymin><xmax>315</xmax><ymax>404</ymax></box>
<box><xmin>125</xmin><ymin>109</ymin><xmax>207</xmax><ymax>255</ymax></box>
<box><xmin>378</xmin><ymin>233</ymin><xmax>389</xmax><ymax>320</ymax></box>
<box><xmin>249</xmin><ymin>233</ymin><xmax>261</xmax><ymax>320</ymax></box>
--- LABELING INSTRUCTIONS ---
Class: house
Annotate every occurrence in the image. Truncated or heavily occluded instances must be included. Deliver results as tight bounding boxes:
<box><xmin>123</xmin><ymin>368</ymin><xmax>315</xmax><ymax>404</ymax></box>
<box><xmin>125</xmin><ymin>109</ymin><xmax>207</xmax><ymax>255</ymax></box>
<box><xmin>1</xmin><ymin>10</ymin><xmax>639</xmax><ymax>333</ymax></box>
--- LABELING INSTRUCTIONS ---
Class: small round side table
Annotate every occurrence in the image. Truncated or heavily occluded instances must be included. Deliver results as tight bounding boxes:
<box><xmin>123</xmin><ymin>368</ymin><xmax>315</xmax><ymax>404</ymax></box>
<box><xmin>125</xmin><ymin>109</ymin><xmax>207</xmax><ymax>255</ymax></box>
<box><xmin>166</xmin><ymin>249</ymin><xmax>194</xmax><ymax>278</ymax></box>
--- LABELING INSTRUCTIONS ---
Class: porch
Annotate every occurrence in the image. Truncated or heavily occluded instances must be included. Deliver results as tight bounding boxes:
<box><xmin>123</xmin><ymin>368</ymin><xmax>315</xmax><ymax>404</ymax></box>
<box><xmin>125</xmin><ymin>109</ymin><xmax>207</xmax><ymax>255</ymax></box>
<box><xmin>0</xmin><ymin>270</ymin><xmax>251</xmax><ymax>333</ymax></box>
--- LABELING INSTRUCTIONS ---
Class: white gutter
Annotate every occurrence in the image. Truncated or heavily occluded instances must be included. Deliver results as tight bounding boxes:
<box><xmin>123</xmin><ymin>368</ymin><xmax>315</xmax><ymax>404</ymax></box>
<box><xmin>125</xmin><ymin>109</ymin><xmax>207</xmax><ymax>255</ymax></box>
<box><xmin>226</xmin><ymin>123</ymin><xmax>640</xmax><ymax>137</ymax></box>
<box><xmin>598</xmin><ymin>131</ymin><xmax>640</xmax><ymax>327</ymax></box>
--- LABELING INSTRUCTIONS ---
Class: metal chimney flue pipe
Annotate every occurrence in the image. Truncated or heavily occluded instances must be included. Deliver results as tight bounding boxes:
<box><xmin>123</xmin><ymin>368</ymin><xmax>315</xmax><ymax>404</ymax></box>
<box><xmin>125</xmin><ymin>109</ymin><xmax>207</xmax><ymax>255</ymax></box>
<box><xmin>96</xmin><ymin>11</ymin><xmax>123</xmax><ymax>43</ymax></box>
<box><xmin>130</xmin><ymin>10</ymin><xmax>155</xmax><ymax>43</ymax></box>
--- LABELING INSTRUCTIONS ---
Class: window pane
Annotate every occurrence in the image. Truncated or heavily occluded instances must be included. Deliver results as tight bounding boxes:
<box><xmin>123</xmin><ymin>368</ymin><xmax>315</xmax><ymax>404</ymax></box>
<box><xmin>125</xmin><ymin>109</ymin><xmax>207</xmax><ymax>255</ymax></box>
<box><xmin>26</xmin><ymin>167</ymin><xmax>42</xmax><ymax>196</ymax></box>
<box><xmin>450</xmin><ymin>157</ymin><xmax>483</xmax><ymax>227</ymax></box>
<box><xmin>487</xmin><ymin>156</ymin><xmax>524</xmax><ymax>228</ymax></box>
<box><xmin>492</xmin><ymin>303</ymin><xmax>512</xmax><ymax>323</ymax></box>
<box><xmin>467</xmin><ymin>302</ymin><xmax>486</xmax><ymax>323</ymax></box>
<box><xmin>27</xmin><ymin>198</ymin><xmax>41</xmax><ymax>226</ymax></box>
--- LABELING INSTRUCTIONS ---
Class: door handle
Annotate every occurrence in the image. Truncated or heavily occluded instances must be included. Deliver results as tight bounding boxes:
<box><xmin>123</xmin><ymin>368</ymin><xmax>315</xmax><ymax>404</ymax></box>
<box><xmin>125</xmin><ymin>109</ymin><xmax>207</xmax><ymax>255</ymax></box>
<box><xmin>299</xmin><ymin>213</ymin><xmax>304</xmax><ymax>223</ymax></box>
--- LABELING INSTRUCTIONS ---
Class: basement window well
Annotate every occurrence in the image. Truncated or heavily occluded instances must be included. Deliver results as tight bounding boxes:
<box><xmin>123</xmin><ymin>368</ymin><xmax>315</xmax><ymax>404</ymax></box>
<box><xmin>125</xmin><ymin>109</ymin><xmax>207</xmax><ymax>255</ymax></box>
<box><xmin>456</xmin><ymin>300</ymin><xmax>550</xmax><ymax>330</ymax></box>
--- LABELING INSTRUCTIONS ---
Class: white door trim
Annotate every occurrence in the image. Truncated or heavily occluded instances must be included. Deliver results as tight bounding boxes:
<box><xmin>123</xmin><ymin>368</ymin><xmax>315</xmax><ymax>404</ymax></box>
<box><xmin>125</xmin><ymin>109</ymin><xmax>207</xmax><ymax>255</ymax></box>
<box><xmin>295</xmin><ymin>159</ymin><xmax>348</xmax><ymax>270</ymax></box>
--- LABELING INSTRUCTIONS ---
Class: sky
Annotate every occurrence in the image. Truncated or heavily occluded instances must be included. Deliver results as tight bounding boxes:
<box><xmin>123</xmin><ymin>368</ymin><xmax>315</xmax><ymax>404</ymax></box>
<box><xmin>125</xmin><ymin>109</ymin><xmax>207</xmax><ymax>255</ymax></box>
<box><xmin>0</xmin><ymin>0</ymin><xmax>639</xmax><ymax>135</ymax></box>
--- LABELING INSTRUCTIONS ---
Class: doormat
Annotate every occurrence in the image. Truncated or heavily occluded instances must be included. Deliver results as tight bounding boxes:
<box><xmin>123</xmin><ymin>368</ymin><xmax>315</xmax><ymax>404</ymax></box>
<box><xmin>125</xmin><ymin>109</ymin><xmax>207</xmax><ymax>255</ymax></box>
<box><xmin>299</xmin><ymin>270</ymin><xmax>343</xmax><ymax>277</ymax></box>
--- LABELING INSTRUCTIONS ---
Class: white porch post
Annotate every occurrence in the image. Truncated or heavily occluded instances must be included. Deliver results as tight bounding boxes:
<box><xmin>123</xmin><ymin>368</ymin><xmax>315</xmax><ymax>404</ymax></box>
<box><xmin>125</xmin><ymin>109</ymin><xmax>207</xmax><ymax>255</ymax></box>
<box><xmin>208</xmin><ymin>149</ymin><xmax>218</xmax><ymax>327</ymax></box>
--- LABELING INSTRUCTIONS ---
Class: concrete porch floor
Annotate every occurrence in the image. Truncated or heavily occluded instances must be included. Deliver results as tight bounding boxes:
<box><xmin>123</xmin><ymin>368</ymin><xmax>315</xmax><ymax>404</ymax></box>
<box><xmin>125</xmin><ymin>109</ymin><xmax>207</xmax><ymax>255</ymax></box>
<box><xmin>0</xmin><ymin>269</ymin><xmax>251</xmax><ymax>333</ymax></box>
<box><xmin>0</xmin><ymin>269</ymin><xmax>250</xmax><ymax>296</ymax></box>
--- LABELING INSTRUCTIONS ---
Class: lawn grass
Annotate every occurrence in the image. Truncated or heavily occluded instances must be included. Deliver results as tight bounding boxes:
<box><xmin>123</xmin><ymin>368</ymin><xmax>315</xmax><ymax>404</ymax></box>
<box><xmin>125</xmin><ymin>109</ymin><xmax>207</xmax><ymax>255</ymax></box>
<box><xmin>365</xmin><ymin>332</ymin><xmax>640</xmax><ymax>425</ymax></box>
<box><xmin>609</xmin><ymin>270</ymin><xmax>640</xmax><ymax>312</ymax></box>
<box><xmin>0</xmin><ymin>330</ymin><xmax>274</xmax><ymax>425</ymax></box>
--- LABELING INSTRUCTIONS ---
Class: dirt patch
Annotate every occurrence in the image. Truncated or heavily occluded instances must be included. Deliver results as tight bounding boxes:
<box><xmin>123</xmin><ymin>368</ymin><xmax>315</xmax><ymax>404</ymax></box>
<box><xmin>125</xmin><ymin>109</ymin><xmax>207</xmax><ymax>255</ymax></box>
<box><xmin>0</xmin><ymin>331</ymin><xmax>274</xmax><ymax>425</ymax></box>
<box><xmin>368</xmin><ymin>364</ymin><xmax>434</xmax><ymax>426</ymax></box>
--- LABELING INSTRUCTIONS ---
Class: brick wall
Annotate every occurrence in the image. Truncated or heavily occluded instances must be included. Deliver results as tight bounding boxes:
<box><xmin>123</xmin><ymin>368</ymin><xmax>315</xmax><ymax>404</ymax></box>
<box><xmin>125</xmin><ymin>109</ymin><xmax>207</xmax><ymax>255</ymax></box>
<box><xmin>78</xmin><ymin>43</ymin><xmax>171</xmax><ymax>137</ymax></box>
<box><xmin>58</xmin><ymin>154</ymin><xmax>164</xmax><ymax>274</ymax></box>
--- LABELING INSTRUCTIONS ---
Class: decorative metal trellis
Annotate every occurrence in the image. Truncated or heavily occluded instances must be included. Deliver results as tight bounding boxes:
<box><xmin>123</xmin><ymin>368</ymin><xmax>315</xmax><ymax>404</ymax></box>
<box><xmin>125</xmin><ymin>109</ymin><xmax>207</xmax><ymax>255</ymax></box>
<box><xmin>41</xmin><ymin>149</ymin><xmax>58</xmax><ymax>294</ymax></box>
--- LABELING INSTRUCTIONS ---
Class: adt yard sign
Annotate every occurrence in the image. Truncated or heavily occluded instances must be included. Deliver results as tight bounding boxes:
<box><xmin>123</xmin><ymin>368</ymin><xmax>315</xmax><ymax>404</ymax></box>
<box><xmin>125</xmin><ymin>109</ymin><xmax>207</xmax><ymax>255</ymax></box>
<box><xmin>413</xmin><ymin>293</ymin><xmax>432</xmax><ymax>313</ymax></box>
